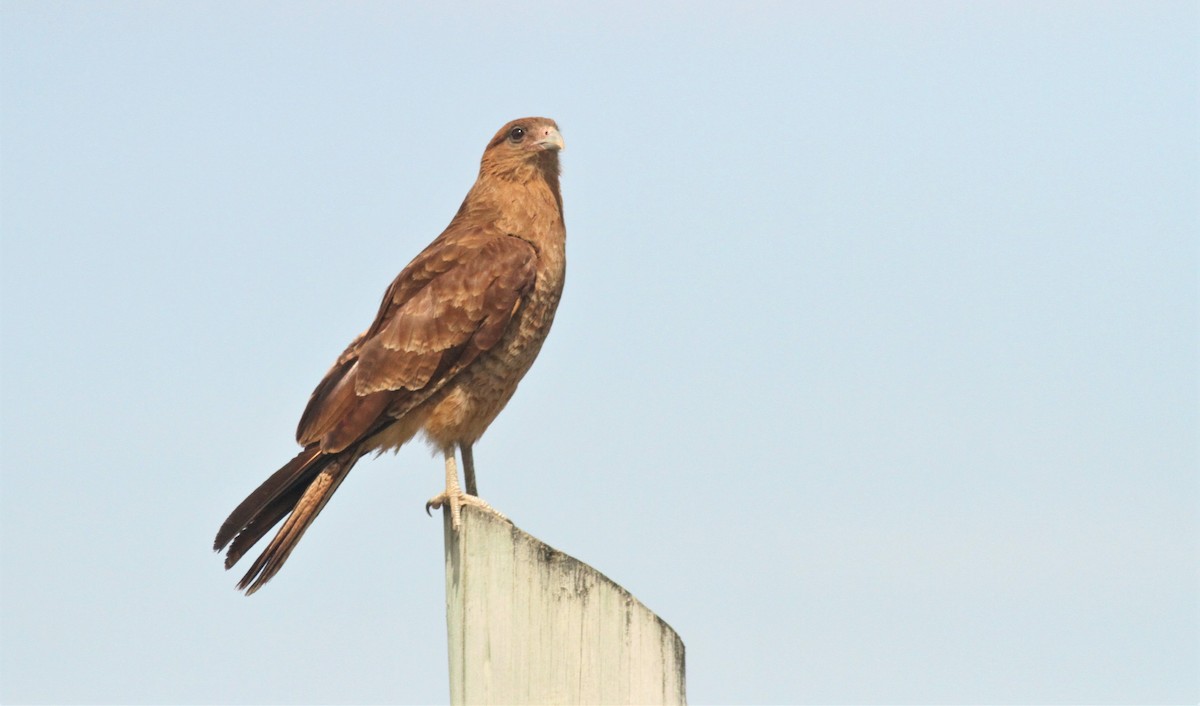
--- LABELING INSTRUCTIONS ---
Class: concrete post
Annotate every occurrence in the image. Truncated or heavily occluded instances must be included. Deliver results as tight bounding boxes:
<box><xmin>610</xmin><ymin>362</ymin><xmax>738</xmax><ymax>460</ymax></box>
<box><xmin>444</xmin><ymin>506</ymin><xmax>686</xmax><ymax>705</ymax></box>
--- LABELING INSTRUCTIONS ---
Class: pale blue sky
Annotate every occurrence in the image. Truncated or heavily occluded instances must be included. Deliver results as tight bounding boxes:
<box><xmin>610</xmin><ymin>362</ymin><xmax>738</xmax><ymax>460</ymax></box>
<box><xmin>2</xmin><ymin>2</ymin><xmax>1196</xmax><ymax>704</ymax></box>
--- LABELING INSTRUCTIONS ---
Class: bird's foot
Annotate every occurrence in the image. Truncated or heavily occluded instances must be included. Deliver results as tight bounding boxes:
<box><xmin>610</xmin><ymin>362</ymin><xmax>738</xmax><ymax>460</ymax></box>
<box><xmin>425</xmin><ymin>491</ymin><xmax>507</xmax><ymax>530</ymax></box>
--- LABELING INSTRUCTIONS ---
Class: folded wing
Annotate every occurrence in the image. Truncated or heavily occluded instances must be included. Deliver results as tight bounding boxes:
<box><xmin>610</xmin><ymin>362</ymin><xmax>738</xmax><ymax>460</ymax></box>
<box><xmin>295</xmin><ymin>230</ymin><xmax>539</xmax><ymax>453</ymax></box>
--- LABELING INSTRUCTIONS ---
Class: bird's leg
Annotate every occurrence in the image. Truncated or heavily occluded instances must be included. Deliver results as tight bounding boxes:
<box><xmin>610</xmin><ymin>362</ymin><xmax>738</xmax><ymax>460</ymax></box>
<box><xmin>425</xmin><ymin>448</ymin><xmax>506</xmax><ymax>530</ymax></box>
<box><xmin>461</xmin><ymin>443</ymin><xmax>477</xmax><ymax>496</ymax></box>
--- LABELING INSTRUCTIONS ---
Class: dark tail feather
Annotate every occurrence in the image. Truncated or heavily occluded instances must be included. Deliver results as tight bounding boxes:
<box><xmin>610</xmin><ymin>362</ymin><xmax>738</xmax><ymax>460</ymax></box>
<box><xmin>236</xmin><ymin>452</ymin><xmax>357</xmax><ymax>594</ymax></box>
<box><xmin>223</xmin><ymin>485</ymin><xmax>306</xmax><ymax>569</ymax></box>
<box><xmin>214</xmin><ymin>445</ymin><xmax>324</xmax><ymax>553</ymax></box>
<box><xmin>214</xmin><ymin>445</ymin><xmax>359</xmax><ymax>594</ymax></box>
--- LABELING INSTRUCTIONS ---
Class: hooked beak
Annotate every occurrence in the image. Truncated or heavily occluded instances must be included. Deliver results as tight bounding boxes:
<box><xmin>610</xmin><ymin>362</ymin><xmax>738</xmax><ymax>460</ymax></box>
<box><xmin>535</xmin><ymin>127</ymin><xmax>565</xmax><ymax>152</ymax></box>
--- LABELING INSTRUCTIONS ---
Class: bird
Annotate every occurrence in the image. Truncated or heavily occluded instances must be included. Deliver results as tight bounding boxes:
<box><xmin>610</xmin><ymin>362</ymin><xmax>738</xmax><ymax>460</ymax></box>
<box><xmin>213</xmin><ymin>117</ymin><xmax>566</xmax><ymax>594</ymax></box>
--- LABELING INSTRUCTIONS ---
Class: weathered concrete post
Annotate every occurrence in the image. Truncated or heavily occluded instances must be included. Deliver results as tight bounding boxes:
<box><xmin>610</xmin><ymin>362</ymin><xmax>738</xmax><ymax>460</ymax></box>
<box><xmin>444</xmin><ymin>506</ymin><xmax>686</xmax><ymax>705</ymax></box>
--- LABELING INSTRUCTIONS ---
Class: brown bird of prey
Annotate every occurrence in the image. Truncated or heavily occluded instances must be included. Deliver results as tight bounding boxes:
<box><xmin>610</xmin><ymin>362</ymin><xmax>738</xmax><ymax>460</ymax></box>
<box><xmin>213</xmin><ymin>117</ymin><xmax>566</xmax><ymax>594</ymax></box>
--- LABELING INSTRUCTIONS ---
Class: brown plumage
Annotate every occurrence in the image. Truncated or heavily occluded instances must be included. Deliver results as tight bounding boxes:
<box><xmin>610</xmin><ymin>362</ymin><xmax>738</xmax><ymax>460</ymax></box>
<box><xmin>214</xmin><ymin>117</ymin><xmax>566</xmax><ymax>594</ymax></box>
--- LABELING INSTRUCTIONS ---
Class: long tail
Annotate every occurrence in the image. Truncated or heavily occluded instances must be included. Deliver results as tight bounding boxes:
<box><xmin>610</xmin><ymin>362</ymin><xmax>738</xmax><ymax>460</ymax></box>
<box><xmin>214</xmin><ymin>445</ymin><xmax>359</xmax><ymax>594</ymax></box>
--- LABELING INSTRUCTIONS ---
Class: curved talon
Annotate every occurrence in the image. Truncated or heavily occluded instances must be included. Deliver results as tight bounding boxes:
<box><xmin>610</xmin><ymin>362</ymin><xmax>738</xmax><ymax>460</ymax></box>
<box><xmin>425</xmin><ymin>494</ymin><xmax>449</xmax><ymax>517</ymax></box>
<box><xmin>428</xmin><ymin>449</ymin><xmax>507</xmax><ymax>530</ymax></box>
<box><xmin>425</xmin><ymin>489</ymin><xmax>504</xmax><ymax>530</ymax></box>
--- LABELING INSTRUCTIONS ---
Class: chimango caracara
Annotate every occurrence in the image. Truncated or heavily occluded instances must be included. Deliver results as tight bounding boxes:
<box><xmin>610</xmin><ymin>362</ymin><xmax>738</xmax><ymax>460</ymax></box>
<box><xmin>214</xmin><ymin>117</ymin><xmax>566</xmax><ymax>594</ymax></box>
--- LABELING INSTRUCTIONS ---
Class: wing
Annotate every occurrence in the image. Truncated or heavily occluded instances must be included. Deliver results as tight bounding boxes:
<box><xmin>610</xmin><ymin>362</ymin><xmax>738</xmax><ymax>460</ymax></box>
<box><xmin>295</xmin><ymin>229</ymin><xmax>538</xmax><ymax>452</ymax></box>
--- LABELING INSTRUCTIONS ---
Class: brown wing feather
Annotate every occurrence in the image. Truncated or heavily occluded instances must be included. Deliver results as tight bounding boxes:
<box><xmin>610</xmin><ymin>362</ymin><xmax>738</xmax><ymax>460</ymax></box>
<box><xmin>294</xmin><ymin>231</ymin><xmax>537</xmax><ymax>452</ymax></box>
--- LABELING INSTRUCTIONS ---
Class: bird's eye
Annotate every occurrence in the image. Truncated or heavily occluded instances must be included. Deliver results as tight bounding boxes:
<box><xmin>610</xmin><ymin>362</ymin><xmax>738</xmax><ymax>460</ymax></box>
<box><xmin>508</xmin><ymin>126</ymin><xmax>526</xmax><ymax>142</ymax></box>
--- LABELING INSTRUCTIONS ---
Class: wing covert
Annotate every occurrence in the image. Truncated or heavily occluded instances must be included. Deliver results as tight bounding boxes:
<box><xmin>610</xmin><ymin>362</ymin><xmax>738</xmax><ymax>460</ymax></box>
<box><xmin>295</xmin><ymin>233</ymin><xmax>537</xmax><ymax>450</ymax></box>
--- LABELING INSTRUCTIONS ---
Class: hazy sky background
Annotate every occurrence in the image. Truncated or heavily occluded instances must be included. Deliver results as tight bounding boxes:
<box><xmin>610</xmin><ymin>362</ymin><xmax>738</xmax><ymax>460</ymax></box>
<box><xmin>2</xmin><ymin>2</ymin><xmax>1196</xmax><ymax>704</ymax></box>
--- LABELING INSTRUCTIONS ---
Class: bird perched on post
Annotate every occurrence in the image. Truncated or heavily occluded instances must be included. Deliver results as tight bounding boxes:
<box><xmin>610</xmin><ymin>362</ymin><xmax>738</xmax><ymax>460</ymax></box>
<box><xmin>213</xmin><ymin>117</ymin><xmax>566</xmax><ymax>594</ymax></box>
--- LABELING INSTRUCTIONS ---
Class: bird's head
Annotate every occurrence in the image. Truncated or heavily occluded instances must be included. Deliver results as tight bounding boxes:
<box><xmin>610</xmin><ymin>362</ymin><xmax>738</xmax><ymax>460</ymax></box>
<box><xmin>480</xmin><ymin>117</ymin><xmax>564</xmax><ymax>182</ymax></box>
